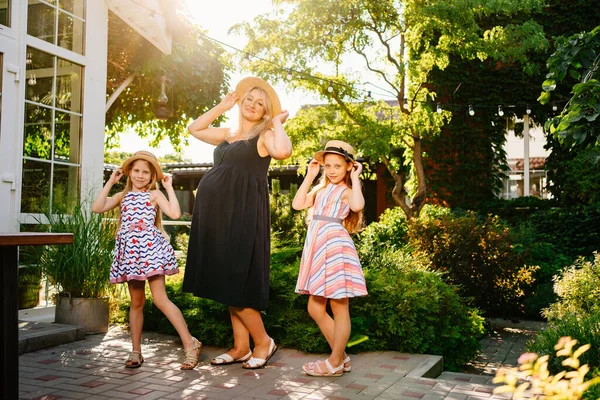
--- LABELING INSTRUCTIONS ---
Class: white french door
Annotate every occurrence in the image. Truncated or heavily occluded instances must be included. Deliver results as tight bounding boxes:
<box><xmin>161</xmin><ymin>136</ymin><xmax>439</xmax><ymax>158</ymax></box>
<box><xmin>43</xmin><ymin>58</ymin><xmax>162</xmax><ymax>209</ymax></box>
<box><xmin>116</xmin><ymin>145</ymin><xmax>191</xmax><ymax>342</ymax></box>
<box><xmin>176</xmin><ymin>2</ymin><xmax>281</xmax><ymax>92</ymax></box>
<box><xmin>0</xmin><ymin>35</ymin><xmax>20</xmax><ymax>232</ymax></box>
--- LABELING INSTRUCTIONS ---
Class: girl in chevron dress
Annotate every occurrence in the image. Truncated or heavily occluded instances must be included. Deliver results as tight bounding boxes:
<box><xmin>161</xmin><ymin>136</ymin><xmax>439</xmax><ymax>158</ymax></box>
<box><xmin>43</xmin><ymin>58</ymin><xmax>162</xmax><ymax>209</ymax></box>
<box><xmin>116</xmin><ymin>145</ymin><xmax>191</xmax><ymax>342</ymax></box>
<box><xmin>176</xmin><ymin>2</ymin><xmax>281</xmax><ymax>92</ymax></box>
<box><xmin>292</xmin><ymin>140</ymin><xmax>368</xmax><ymax>378</ymax></box>
<box><xmin>92</xmin><ymin>151</ymin><xmax>201</xmax><ymax>371</ymax></box>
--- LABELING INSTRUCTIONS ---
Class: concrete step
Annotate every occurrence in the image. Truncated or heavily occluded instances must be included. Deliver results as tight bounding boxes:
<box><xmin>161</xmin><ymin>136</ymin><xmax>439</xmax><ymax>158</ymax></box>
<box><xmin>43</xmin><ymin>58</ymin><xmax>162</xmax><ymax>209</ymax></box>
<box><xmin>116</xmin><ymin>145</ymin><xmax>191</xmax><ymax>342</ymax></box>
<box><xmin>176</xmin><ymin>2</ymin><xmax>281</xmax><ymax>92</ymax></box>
<box><xmin>437</xmin><ymin>370</ymin><xmax>497</xmax><ymax>386</ymax></box>
<box><xmin>18</xmin><ymin>320</ymin><xmax>85</xmax><ymax>355</ymax></box>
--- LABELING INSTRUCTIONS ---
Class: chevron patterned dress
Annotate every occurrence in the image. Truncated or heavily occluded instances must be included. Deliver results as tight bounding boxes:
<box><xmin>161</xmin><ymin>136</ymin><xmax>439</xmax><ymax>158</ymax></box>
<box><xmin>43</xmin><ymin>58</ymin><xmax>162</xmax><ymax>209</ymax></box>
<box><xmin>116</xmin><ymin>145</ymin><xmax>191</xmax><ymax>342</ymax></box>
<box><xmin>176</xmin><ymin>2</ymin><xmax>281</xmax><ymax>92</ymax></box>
<box><xmin>110</xmin><ymin>190</ymin><xmax>179</xmax><ymax>284</ymax></box>
<box><xmin>296</xmin><ymin>183</ymin><xmax>368</xmax><ymax>299</ymax></box>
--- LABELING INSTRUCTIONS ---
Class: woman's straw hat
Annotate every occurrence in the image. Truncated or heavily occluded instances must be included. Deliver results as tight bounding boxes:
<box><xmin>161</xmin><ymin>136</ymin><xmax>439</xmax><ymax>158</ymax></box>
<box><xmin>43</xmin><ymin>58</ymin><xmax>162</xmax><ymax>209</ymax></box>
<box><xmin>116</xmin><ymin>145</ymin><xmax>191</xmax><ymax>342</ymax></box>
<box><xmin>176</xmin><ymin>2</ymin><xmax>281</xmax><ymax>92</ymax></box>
<box><xmin>235</xmin><ymin>76</ymin><xmax>282</xmax><ymax>118</ymax></box>
<box><xmin>314</xmin><ymin>140</ymin><xmax>356</xmax><ymax>164</ymax></box>
<box><xmin>120</xmin><ymin>150</ymin><xmax>164</xmax><ymax>180</ymax></box>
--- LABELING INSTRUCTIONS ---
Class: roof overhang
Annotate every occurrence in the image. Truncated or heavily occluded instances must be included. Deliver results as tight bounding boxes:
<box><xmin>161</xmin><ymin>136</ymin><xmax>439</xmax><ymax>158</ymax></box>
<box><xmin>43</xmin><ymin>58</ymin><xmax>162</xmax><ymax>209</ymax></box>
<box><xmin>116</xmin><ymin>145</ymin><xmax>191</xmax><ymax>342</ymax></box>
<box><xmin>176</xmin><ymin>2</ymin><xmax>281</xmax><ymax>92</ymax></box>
<box><xmin>106</xmin><ymin>0</ymin><xmax>173</xmax><ymax>54</ymax></box>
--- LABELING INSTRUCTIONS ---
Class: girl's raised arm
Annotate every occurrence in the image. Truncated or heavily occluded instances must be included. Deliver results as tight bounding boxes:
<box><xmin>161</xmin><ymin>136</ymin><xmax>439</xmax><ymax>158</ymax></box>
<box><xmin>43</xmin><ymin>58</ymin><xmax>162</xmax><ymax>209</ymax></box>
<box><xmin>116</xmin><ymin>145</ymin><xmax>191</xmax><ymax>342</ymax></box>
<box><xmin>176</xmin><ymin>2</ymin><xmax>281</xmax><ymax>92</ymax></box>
<box><xmin>187</xmin><ymin>92</ymin><xmax>238</xmax><ymax>145</ymax></box>
<box><xmin>92</xmin><ymin>169</ymin><xmax>124</xmax><ymax>214</ymax></box>
<box><xmin>344</xmin><ymin>161</ymin><xmax>365</xmax><ymax>212</ymax></box>
<box><xmin>292</xmin><ymin>160</ymin><xmax>321</xmax><ymax>210</ymax></box>
<box><xmin>151</xmin><ymin>175</ymin><xmax>181</xmax><ymax>220</ymax></box>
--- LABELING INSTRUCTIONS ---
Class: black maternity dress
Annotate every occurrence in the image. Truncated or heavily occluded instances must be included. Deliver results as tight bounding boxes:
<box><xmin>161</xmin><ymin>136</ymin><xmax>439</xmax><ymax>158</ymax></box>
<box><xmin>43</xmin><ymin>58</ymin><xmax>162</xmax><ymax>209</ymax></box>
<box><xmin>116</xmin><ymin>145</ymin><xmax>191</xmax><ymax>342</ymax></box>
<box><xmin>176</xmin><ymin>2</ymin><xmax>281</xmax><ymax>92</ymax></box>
<box><xmin>183</xmin><ymin>135</ymin><xmax>271</xmax><ymax>310</ymax></box>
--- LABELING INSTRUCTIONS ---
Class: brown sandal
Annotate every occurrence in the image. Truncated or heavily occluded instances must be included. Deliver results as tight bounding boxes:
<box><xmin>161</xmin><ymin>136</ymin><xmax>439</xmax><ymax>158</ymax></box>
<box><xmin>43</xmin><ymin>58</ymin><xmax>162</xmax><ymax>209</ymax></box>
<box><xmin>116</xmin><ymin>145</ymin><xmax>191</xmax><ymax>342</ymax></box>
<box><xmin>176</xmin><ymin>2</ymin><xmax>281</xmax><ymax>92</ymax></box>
<box><xmin>125</xmin><ymin>351</ymin><xmax>144</xmax><ymax>368</ymax></box>
<box><xmin>180</xmin><ymin>337</ymin><xmax>202</xmax><ymax>370</ymax></box>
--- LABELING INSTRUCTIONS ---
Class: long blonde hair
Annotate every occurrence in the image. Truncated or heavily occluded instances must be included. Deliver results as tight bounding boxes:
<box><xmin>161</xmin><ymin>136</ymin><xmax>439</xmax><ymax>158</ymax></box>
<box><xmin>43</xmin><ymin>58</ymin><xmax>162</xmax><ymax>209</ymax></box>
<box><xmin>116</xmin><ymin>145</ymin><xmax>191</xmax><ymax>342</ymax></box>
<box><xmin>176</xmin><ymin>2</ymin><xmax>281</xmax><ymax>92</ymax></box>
<box><xmin>117</xmin><ymin>160</ymin><xmax>168</xmax><ymax>237</ymax></box>
<box><xmin>234</xmin><ymin>87</ymin><xmax>274</xmax><ymax>140</ymax></box>
<box><xmin>312</xmin><ymin>162</ymin><xmax>364</xmax><ymax>234</ymax></box>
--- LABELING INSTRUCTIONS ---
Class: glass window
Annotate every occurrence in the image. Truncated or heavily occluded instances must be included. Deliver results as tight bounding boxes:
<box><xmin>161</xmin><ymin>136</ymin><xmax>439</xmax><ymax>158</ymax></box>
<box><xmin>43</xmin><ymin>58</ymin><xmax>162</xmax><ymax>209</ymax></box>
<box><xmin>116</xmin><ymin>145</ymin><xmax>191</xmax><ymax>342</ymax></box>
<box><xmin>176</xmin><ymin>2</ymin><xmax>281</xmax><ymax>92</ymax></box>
<box><xmin>21</xmin><ymin>159</ymin><xmax>52</xmax><ymax>214</ymax></box>
<box><xmin>28</xmin><ymin>0</ymin><xmax>85</xmax><ymax>55</ymax></box>
<box><xmin>53</xmin><ymin>111</ymin><xmax>80</xmax><ymax>162</ymax></box>
<box><xmin>0</xmin><ymin>0</ymin><xmax>10</xmax><ymax>27</ymax></box>
<box><xmin>22</xmin><ymin>46</ymin><xmax>83</xmax><ymax>215</ymax></box>
<box><xmin>27</xmin><ymin>1</ymin><xmax>56</xmax><ymax>45</ymax></box>
<box><xmin>55</xmin><ymin>58</ymin><xmax>82</xmax><ymax>113</ymax></box>
<box><xmin>52</xmin><ymin>163</ymin><xmax>79</xmax><ymax>212</ymax></box>
<box><xmin>25</xmin><ymin>47</ymin><xmax>55</xmax><ymax>106</ymax></box>
<box><xmin>58</xmin><ymin>0</ymin><xmax>84</xmax><ymax>19</ymax></box>
<box><xmin>23</xmin><ymin>103</ymin><xmax>53</xmax><ymax>160</ymax></box>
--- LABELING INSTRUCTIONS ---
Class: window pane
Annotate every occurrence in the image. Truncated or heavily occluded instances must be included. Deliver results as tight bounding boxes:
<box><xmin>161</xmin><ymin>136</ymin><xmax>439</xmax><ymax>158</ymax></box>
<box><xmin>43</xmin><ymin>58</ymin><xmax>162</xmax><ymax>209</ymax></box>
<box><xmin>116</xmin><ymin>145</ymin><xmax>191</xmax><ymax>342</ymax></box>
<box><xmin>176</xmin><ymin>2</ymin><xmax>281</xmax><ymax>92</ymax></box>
<box><xmin>23</xmin><ymin>103</ymin><xmax>53</xmax><ymax>160</ymax></box>
<box><xmin>27</xmin><ymin>1</ymin><xmax>56</xmax><ymax>45</ymax></box>
<box><xmin>55</xmin><ymin>58</ymin><xmax>82</xmax><ymax>112</ymax></box>
<box><xmin>53</xmin><ymin>111</ymin><xmax>80</xmax><ymax>163</ymax></box>
<box><xmin>21</xmin><ymin>159</ymin><xmax>51</xmax><ymax>214</ymax></box>
<box><xmin>52</xmin><ymin>163</ymin><xmax>79</xmax><ymax>213</ymax></box>
<box><xmin>25</xmin><ymin>47</ymin><xmax>55</xmax><ymax>106</ymax></box>
<box><xmin>58</xmin><ymin>10</ymin><xmax>84</xmax><ymax>54</ymax></box>
<box><xmin>0</xmin><ymin>0</ymin><xmax>10</xmax><ymax>27</ymax></box>
<box><xmin>58</xmin><ymin>0</ymin><xmax>84</xmax><ymax>19</ymax></box>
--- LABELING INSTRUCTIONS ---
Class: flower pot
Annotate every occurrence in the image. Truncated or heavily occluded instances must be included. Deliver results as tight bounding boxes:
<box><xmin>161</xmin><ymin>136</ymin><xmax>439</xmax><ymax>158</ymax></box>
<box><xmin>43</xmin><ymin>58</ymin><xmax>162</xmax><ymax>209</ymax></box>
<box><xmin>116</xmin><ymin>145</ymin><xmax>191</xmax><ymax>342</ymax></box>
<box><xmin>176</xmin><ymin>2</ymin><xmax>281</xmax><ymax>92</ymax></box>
<box><xmin>55</xmin><ymin>293</ymin><xmax>109</xmax><ymax>334</ymax></box>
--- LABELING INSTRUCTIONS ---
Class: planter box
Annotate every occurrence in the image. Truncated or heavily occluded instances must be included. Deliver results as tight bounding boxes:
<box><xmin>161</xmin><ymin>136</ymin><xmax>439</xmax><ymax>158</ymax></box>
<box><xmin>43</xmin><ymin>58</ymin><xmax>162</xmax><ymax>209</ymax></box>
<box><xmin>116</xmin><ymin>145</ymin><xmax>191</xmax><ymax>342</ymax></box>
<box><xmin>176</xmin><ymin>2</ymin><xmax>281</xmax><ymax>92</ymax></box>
<box><xmin>55</xmin><ymin>295</ymin><xmax>109</xmax><ymax>334</ymax></box>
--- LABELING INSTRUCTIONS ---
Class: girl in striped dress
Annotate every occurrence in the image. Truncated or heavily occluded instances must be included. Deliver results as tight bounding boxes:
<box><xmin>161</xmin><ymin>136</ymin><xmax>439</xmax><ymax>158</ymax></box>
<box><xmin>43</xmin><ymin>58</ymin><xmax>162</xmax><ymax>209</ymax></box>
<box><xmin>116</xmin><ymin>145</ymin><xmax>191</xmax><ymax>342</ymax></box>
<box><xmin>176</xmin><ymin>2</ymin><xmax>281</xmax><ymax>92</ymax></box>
<box><xmin>292</xmin><ymin>140</ymin><xmax>368</xmax><ymax>377</ymax></box>
<box><xmin>92</xmin><ymin>151</ymin><xmax>201</xmax><ymax>370</ymax></box>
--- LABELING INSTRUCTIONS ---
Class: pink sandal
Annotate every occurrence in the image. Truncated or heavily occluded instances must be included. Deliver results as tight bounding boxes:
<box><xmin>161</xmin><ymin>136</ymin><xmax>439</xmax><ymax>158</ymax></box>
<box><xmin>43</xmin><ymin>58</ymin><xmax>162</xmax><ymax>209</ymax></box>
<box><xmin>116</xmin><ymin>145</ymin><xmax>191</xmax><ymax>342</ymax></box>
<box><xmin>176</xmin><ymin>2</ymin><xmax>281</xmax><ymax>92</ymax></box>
<box><xmin>303</xmin><ymin>359</ymin><xmax>344</xmax><ymax>377</ymax></box>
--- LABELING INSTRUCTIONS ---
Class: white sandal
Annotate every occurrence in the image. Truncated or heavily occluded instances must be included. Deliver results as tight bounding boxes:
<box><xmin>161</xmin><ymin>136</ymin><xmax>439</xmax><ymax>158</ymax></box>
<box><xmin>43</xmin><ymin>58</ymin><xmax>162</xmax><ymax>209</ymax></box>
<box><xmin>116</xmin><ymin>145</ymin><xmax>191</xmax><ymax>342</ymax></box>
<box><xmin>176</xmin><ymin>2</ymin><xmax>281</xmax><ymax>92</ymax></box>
<box><xmin>242</xmin><ymin>339</ymin><xmax>278</xmax><ymax>369</ymax></box>
<box><xmin>211</xmin><ymin>350</ymin><xmax>252</xmax><ymax>365</ymax></box>
<box><xmin>303</xmin><ymin>358</ymin><xmax>344</xmax><ymax>377</ymax></box>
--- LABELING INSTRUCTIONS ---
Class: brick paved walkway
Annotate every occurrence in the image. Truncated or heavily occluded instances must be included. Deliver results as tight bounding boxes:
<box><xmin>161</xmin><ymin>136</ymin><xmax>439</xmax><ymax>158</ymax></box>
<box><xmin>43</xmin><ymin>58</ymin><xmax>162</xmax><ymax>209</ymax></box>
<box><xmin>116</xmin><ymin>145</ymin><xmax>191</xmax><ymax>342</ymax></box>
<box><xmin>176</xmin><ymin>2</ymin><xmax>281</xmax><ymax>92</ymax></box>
<box><xmin>17</xmin><ymin>325</ymin><xmax>518</xmax><ymax>400</ymax></box>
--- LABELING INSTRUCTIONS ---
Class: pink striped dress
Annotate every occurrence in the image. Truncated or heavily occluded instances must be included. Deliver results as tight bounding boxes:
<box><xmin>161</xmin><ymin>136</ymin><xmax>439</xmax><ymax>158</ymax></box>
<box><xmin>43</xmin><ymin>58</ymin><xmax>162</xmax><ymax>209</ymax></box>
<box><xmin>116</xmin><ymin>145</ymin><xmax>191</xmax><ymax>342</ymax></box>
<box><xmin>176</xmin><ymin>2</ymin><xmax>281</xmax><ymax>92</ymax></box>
<box><xmin>296</xmin><ymin>183</ymin><xmax>368</xmax><ymax>299</ymax></box>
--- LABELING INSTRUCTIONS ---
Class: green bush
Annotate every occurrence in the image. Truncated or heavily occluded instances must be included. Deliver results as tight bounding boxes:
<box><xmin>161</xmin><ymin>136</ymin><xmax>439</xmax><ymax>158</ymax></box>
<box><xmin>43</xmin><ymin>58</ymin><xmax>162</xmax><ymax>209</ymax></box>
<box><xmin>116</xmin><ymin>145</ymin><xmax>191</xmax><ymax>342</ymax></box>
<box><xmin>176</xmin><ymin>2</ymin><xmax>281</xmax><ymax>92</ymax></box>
<box><xmin>353</xmin><ymin>248</ymin><xmax>485</xmax><ymax>371</ymax></box>
<box><xmin>113</xmin><ymin>243</ymin><xmax>485</xmax><ymax>370</ymax></box>
<box><xmin>527</xmin><ymin>312</ymin><xmax>600</xmax><ymax>373</ymax></box>
<box><xmin>356</xmin><ymin>206</ymin><xmax>410</xmax><ymax>265</ymax></box>
<box><xmin>408</xmin><ymin>209</ymin><xmax>538</xmax><ymax>318</ymax></box>
<box><xmin>543</xmin><ymin>253</ymin><xmax>600</xmax><ymax>321</ymax></box>
<box><xmin>270</xmin><ymin>179</ymin><xmax>307</xmax><ymax>246</ymax></box>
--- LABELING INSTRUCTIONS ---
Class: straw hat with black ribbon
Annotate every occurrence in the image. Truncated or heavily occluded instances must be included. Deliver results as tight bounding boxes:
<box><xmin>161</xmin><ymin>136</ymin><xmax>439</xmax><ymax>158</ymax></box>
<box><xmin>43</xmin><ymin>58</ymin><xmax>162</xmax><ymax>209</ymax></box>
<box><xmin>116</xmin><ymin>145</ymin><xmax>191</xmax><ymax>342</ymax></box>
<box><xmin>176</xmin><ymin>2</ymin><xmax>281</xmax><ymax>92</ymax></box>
<box><xmin>313</xmin><ymin>140</ymin><xmax>356</xmax><ymax>165</ymax></box>
<box><xmin>120</xmin><ymin>150</ymin><xmax>165</xmax><ymax>180</ymax></box>
<box><xmin>235</xmin><ymin>77</ymin><xmax>282</xmax><ymax>118</ymax></box>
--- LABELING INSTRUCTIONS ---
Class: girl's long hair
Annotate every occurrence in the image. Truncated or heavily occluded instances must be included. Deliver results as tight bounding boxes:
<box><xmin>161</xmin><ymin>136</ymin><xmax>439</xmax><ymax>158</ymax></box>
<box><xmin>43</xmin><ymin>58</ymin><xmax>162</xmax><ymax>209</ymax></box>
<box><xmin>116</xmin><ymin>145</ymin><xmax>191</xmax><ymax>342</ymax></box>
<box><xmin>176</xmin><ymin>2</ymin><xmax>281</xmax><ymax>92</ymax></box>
<box><xmin>233</xmin><ymin>87</ymin><xmax>273</xmax><ymax>140</ymax></box>
<box><xmin>117</xmin><ymin>160</ymin><xmax>168</xmax><ymax>237</ymax></box>
<box><xmin>312</xmin><ymin>163</ymin><xmax>364</xmax><ymax>234</ymax></box>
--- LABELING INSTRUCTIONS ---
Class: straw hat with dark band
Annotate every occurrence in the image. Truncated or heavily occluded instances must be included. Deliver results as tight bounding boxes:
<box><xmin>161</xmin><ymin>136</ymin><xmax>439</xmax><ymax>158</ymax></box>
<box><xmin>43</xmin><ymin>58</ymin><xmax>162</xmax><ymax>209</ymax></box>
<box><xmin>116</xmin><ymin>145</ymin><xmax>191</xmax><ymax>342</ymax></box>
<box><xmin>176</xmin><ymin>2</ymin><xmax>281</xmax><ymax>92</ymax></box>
<box><xmin>314</xmin><ymin>140</ymin><xmax>356</xmax><ymax>164</ymax></box>
<box><xmin>120</xmin><ymin>150</ymin><xmax>164</xmax><ymax>180</ymax></box>
<box><xmin>235</xmin><ymin>77</ymin><xmax>282</xmax><ymax>118</ymax></box>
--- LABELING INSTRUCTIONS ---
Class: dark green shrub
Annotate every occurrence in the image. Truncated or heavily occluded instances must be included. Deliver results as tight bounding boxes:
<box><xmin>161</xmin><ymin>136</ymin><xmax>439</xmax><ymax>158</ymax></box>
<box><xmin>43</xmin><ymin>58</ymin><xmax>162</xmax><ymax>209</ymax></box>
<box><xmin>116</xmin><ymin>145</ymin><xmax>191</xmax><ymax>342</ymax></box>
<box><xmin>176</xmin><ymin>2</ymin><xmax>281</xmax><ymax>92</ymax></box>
<box><xmin>356</xmin><ymin>206</ymin><xmax>411</xmax><ymax>265</ymax></box>
<box><xmin>543</xmin><ymin>253</ymin><xmax>600</xmax><ymax>321</ymax></box>
<box><xmin>353</xmin><ymin>248</ymin><xmax>485</xmax><ymax>371</ymax></box>
<box><xmin>408</xmin><ymin>209</ymin><xmax>538</xmax><ymax>317</ymax></box>
<box><xmin>270</xmin><ymin>179</ymin><xmax>307</xmax><ymax>246</ymax></box>
<box><xmin>527</xmin><ymin>312</ymin><xmax>600</xmax><ymax>373</ymax></box>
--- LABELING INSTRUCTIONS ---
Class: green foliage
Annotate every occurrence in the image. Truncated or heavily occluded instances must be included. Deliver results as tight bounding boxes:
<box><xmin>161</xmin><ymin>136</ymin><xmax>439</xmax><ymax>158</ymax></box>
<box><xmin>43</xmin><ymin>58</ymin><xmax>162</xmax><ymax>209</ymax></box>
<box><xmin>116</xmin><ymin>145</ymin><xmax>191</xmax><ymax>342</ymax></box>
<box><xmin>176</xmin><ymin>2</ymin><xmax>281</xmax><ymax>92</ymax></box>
<box><xmin>408</xmin><ymin>207</ymin><xmax>538</xmax><ymax>317</ymax></box>
<box><xmin>541</xmin><ymin>26</ymin><xmax>600</xmax><ymax>152</ymax></box>
<box><xmin>543</xmin><ymin>253</ymin><xmax>600</xmax><ymax>321</ymax></box>
<box><xmin>270</xmin><ymin>180</ymin><xmax>307</xmax><ymax>246</ymax></box>
<box><xmin>34</xmin><ymin>203</ymin><xmax>116</xmax><ymax>298</ymax></box>
<box><xmin>114</xmin><ymin>242</ymin><xmax>485</xmax><ymax>370</ymax></box>
<box><xmin>236</xmin><ymin>0</ymin><xmax>546</xmax><ymax>218</ymax></box>
<box><xmin>105</xmin><ymin>6</ymin><xmax>228</xmax><ymax>150</ymax></box>
<box><xmin>356</xmin><ymin>206</ymin><xmax>409</xmax><ymax>265</ymax></box>
<box><xmin>527</xmin><ymin>313</ymin><xmax>600</xmax><ymax>373</ymax></box>
<box><xmin>544</xmin><ymin>136</ymin><xmax>600</xmax><ymax>207</ymax></box>
<box><xmin>353</xmin><ymin>248</ymin><xmax>485</xmax><ymax>371</ymax></box>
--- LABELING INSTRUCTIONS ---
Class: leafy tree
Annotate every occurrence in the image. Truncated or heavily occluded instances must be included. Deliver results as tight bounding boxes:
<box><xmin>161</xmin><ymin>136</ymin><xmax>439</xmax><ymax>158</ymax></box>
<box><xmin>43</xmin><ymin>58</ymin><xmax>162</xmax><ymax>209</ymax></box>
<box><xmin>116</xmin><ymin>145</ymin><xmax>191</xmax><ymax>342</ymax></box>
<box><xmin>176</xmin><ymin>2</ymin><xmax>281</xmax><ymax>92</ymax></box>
<box><xmin>236</xmin><ymin>0</ymin><xmax>548</xmax><ymax>218</ymax></box>
<box><xmin>540</xmin><ymin>26</ymin><xmax>600</xmax><ymax>156</ymax></box>
<box><xmin>105</xmin><ymin>5</ymin><xmax>229</xmax><ymax>150</ymax></box>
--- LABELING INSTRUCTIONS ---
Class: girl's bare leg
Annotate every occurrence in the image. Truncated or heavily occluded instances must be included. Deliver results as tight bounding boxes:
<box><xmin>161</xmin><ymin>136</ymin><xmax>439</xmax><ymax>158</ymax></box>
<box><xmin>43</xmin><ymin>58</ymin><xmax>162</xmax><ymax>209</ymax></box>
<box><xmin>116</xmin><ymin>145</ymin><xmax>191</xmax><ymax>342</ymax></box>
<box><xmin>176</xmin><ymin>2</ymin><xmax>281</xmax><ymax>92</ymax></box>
<box><xmin>127</xmin><ymin>280</ymin><xmax>146</xmax><ymax>353</ymax></box>
<box><xmin>147</xmin><ymin>276</ymin><xmax>194</xmax><ymax>349</ymax></box>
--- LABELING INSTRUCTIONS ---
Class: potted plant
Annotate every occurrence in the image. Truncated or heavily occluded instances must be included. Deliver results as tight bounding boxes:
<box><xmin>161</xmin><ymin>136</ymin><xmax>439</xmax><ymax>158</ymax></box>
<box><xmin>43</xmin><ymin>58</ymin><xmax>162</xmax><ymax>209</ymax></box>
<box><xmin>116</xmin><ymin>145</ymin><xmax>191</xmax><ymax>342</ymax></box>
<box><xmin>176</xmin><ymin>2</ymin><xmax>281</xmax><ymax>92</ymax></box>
<box><xmin>36</xmin><ymin>202</ymin><xmax>116</xmax><ymax>333</ymax></box>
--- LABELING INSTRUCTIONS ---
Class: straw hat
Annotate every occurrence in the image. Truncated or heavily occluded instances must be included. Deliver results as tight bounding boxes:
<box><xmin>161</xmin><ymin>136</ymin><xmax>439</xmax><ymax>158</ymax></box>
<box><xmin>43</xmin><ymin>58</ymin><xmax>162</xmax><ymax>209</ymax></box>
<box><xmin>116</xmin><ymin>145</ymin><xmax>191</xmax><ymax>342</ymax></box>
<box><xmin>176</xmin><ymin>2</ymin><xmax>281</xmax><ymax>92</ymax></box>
<box><xmin>235</xmin><ymin>77</ymin><xmax>282</xmax><ymax>118</ymax></box>
<box><xmin>314</xmin><ymin>140</ymin><xmax>356</xmax><ymax>164</ymax></box>
<box><xmin>120</xmin><ymin>150</ymin><xmax>164</xmax><ymax>180</ymax></box>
